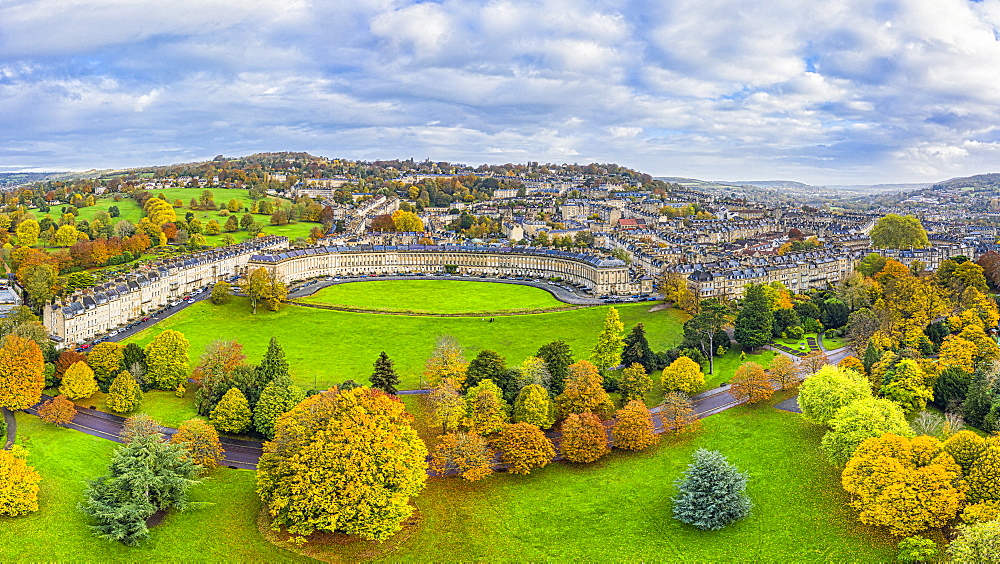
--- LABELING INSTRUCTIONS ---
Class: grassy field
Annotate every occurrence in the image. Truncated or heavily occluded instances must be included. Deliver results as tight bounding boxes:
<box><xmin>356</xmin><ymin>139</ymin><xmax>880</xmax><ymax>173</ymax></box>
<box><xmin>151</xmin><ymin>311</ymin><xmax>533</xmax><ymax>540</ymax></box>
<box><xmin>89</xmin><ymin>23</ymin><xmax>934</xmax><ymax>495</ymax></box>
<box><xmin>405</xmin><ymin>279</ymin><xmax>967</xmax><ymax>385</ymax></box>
<box><xmin>125</xmin><ymin>296</ymin><xmax>688</xmax><ymax>391</ymax></box>
<box><xmin>0</xmin><ymin>414</ymin><xmax>304</xmax><ymax>562</ymax></box>
<box><xmin>297</xmin><ymin>280</ymin><xmax>566</xmax><ymax>313</ymax></box>
<box><xmin>310</xmin><ymin>395</ymin><xmax>896</xmax><ymax>562</ymax></box>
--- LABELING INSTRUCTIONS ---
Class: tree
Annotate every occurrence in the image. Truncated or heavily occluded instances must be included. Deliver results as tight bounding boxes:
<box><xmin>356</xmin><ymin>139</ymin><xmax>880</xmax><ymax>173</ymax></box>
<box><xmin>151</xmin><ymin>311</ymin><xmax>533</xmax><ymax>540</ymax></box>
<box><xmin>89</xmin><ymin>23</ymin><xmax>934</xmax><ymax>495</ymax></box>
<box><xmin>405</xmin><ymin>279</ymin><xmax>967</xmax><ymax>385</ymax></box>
<box><xmin>37</xmin><ymin>394</ymin><xmax>76</xmax><ymax>425</ymax></box>
<box><xmin>16</xmin><ymin>219</ymin><xmax>40</xmax><ymax>246</ymax></box>
<box><xmin>882</xmin><ymin>359</ymin><xmax>934</xmax><ymax>414</ymax></box>
<box><xmin>660</xmin><ymin>392</ymin><xmax>699</xmax><ymax>434</ymax></box>
<box><xmin>948</xmin><ymin>520</ymin><xmax>1000</xmax><ymax>562</ymax></box>
<box><xmin>80</xmin><ymin>433</ymin><xmax>199</xmax><ymax>545</ymax></box>
<box><xmin>87</xmin><ymin>341</ymin><xmax>123</xmax><ymax>390</ymax></box>
<box><xmin>977</xmin><ymin>250</ymin><xmax>1000</xmax><ymax>290</ymax></box>
<box><xmin>686</xmin><ymin>299</ymin><xmax>732</xmax><ymax>374</ymax></box>
<box><xmin>210</xmin><ymin>388</ymin><xmax>252</xmax><ymax>434</ymax></box>
<box><xmin>821</xmin><ymin>397</ymin><xmax>914</xmax><ymax>465</ymax></box>
<box><xmin>429</xmin><ymin>432</ymin><xmax>494</xmax><ymax>482</ymax></box>
<box><xmin>512</xmin><ymin>383</ymin><xmax>554</xmax><ymax>428</ymax></box>
<box><xmin>768</xmin><ymin>355</ymin><xmax>799</xmax><ymax>390</ymax></box>
<box><xmin>555</xmin><ymin>360</ymin><xmax>615</xmax><ymax>420</ymax></box>
<box><xmin>256</xmin><ymin>388</ymin><xmax>428</xmax><ymax>541</ymax></box>
<box><xmin>245</xmin><ymin>267</ymin><xmax>288</xmax><ymax>314</ymax></box>
<box><xmin>60</xmin><ymin>361</ymin><xmax>99</xmax><ymax>400</ymax></box>
<box><xmin>661</xmin><ymin>356</ymin><xmax>705</xmax><ymax>395</ymax></box>
<box><xmin>54</xmin><ymin>350</ymin><xmax>86</xmax><ymax>380</ymax></box>
<box><xmin>0</xmin><ymin>445</ymin><xmax>41</xmax><ymax>516</ymax></box>
<box><xmin>729</xmin><ymin>362</ymin><xmax>775</xmax><ymax>404</ymax></box>
<box><xmin>799</xmin><ymin>350</ymin><xmax>829</xmax><ymax>376</ymax></box>
<box><xmin>120</xmin><ymin>414</ymin><xmax>163</xmax><ymax>444</ymax></box>
<box><xmin>797</xmin><ymin>365</ymin><xmax>873</xmax><ymax>426</ymax></box>
<box><xmin>496</xmin><ymin>422</ymin><xmax>555</xmax><ymax>475</ymax></box>
<box><xmin>537</xmin><ymin>340</ymin><xmax>572</xmax><ymax>394</ymax></box>
<box><xmin>465</xmin><ymin>349</ymin><xmax>507</xmax><ymax>390</ymax></box>
<box><xmin>966</xmin><ymin>444</ymin><xmax>1000</xmax><ymax>504</ymax></box>
<box><xmin>428</xmin><ymin>378</ymin><xmax>464</xmax><ymax>433</ymax></box>
<box><xmin>943</xmin><ymin>430</ymin><xmax>986</xmax><ymax>474</ymax></box>
<box><xmin>672</xmin><ymin>449</ymin><xmax>752</xmax><ymax>530</ymax></box>
<box><xmin>256</xmin><ymin>336</ymin><xmax>289</xmax><ymax>388</ymax></box>
<box><xmin>224</xmin><ymin>215</ymin><xmax>239</xmax><ymax>232</ymax></box>
<box><xmin>896</xmin><ymin>537</ymin><xmax>938</xmax><ymax>564</ymax></box>
<box><xmin>622</xmin><ymin>323</ymin><xmax>656</xmax><ymax>373</ymax></box>
<box><xmin>842</xmin><ymin>434</ymin><xmax>965</xmax><ymax>536</ymax></box>
<box><xmin>20</xmin><ymin>263</ymin><xmax>58</xmax><ymax>307</ymax></box>
<box><xmin>734</xmin><ymin>284</ymin><xmax>774</xmax><ymax>351</ymax></box>
<box><xmin>106</xmin><ymin>371</ymin><xmax>143</xmax><ymax>414</ymax></box>
<box><xmin>210</xmin><ymin>280</ymin><xmax>232</xmax><ymax>305</ymax></box>
<box><xmin>391</xmin><ymin>210</ymin><xmax>424</xmax><ymax>232</ymax></box>
<box><xmin>619</xmin><ymin>363</ymin><xmax>652</xmax><ymax>403</ymax></box>
<box><xmin>145</xmin><ymin>330</ymin><xmax>190</xmax><ymax>390</ymax></box>
<box><xmin>193</xmin><ymin>340</ymin><xmax>246</xmax><ymax>415</ymax></box>
<box><xmin>560</xmin><ymin>412</ymin><xmax>609</xmax><ymax>463</ymax></box>
<box><xmin>612</xmin><ymin>399</ymin><xmax>659</xmax><ymax>451</ymax></box>
<box><xmin>591</xmin><ymin>307</ymin><xmax>625</xmax><ymax>371</ymax></box>
<box><xmin>205</xmin><ymin>219</ymin><xmax>221</xmax><ymax>235</ymax></box>
<box><xmin>170</xmin><ymin>418</ymin><xmax>224</xmax><ymax>473</ymax></box>
<box><xmin>0</xmin><ymin>335</ymin><xmax>45</xmax><ymax>412</ymax></box>
<box><xmin>253</xmin><ymin>379</ymin><xmax>305</xmax><ymax>440</ymax></box>
<box><xmin>463</xmin><ymin>379</ymin><xmax>508</xmax><ymax>436</ymax></box>
<box><xmin>370</xmin><ymin>351</ymin><xmax>400</xmax><ymax>394</ymax></box>
<box><xmin>516</xmin><ymin>356</ymin><xmax>552</xmax><ymax>392</ymax></box>
<box><xmin>423</xmin><ymin>335</ymin><xmax>468</xmax><ymax>388</ymax></box>
<box><xmin>870</xmin><ymin>214</ymin><xmax>930</xmax><ymax>249</ymax></box>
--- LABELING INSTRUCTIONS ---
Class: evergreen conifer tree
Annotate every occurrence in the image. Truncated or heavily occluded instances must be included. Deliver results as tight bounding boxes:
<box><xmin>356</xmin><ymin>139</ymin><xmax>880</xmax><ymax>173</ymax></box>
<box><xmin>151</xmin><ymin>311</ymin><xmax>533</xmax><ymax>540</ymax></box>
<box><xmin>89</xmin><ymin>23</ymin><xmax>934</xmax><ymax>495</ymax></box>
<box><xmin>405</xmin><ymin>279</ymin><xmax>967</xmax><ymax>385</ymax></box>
<box><xmin>672</xmin><ymin>448</ymin><xmax>752</xmax><ymax>530</ymax></box>
<box><xmin>621</xmin><ymin>323</ymin><xmax>655</xmax><ymax>373</ymax></box>
<box><xmin>537</xmin><ymin>340</ymin><xmax>573</xmax><ymax>395</ymax></box>
<box><xmin>79</xmin><ymin>433</ymin><xmax>199</xmax><ymax>545</ymax></box>
<box><xmin>256</xmin><ymin>336</ymin><xmax>289</xmax><ymax>387</ymax></box>
<box><xmin>370</xmin><ymin>351</ymin><xmax>400</xmax><ymax>394</ymax></box>
<box><xmin>733</xmin><ymin>284</ymin><xmax>774</xmax><ymax>351</ymax></box>
<box><xmin>862</xmin><ymin>342</ymin><xmax>881</xmax><ymax>375</ymax></box>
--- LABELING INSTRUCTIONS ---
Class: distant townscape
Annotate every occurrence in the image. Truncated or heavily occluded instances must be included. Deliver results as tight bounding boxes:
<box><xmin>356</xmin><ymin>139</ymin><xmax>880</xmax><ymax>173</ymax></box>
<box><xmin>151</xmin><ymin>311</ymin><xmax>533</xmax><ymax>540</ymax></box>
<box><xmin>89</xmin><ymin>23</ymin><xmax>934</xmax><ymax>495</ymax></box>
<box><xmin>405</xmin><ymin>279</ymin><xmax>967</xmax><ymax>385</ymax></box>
<box><xmin>2</xmin><ymin>153</ymin><xmax>1000</xmax><ymax>562</ymax></box>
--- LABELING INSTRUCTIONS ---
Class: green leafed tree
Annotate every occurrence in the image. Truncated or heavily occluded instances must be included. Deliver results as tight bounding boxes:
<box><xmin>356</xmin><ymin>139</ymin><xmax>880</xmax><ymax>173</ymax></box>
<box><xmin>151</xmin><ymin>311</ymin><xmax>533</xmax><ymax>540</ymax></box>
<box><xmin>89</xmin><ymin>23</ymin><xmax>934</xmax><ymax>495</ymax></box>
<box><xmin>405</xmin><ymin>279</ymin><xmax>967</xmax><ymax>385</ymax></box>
<box><xmin>145</xmin><ymin>330</ymin><xmax>190</xmax><ymax>390</ymax></box>
<box><xmin>618</xmin><ymin>362</ymin><xmax>652</xmax><ymax>403</ymax></box>
<box><xmin>253</xmin><ymin>379</ymin><xmax>306</xmax><ymax>440</ymax></box>
<box><xmin>80</xmin><ymin>434</ymin><xmax>199</xmax><ymax>545</ymax></box>
<box><xmin>463</xmin><ymin>379</ymin><xmax>509</xmax><ymax>436</ymax></box>
<box><xmin>536</xmin><ymin>340</ymin><xmax>573</xmax><ymax>395</ymax></box>
<box><xmin>870</xmin><ymin>214</ymin><xmax>930</xmax><ymax>250</ymax></box>
<box><xmin>621</xmin><ymin>323</ymin><xmax>655</xmax><ymax>373</ymax></box>
<box><xmin>591</xmin><ymin>307</ymin><xmax>625</xmax><ymax>371</ymax></box>
<box><xmin>209</xmin><ymin>387</ymin><xmax>252</xmax><ymax>434</ymax></box>
<box><xmin>733</xmin><ymin>284</ymin><xmax>774</xmax><ymax>351</ymax></box>
<box><xmin>797</xmin><ymin>365</ymin><xmax>873</xmax><ymax>426</ymax></box>
<box><xmin>370</xmin><ymin>351</ymin><xmax>400</xmax><ymax>395</ymax></box>
<box><xmin>105</xmin><ymin>371</ymin><xmax>143</xmax><ymax>414</ymax></box>
<box><xmin>512</xmin><ymin>383</ymin><xmax>555</xmax><ymax>429</ymax></box>
<box><xmin>820</xmin><ymin>397</ymin><xmax>914</xmax><ymax>466</ymax></box>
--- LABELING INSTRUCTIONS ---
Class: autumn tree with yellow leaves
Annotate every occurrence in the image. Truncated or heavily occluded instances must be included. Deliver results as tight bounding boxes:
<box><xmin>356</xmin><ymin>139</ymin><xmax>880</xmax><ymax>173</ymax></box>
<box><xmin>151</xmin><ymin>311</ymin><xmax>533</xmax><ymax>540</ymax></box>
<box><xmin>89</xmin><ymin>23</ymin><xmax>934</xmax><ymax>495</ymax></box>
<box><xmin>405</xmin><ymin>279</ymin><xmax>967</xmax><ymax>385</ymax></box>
<box><xmin>429</xmin><ymin>432</ymin><xmax>494</xmax><ymax>482</ymax></box>
<box><xmin>256</xmin><ymin>388</ymin><xmax>428</xmax><ymax>542</ymax></box>
<box><xmin>611</xmin><ymin>400</ymin><xmax>659</xmax><ymax>451</ymax></box>
<box><xmin>842</xmin><ymin>434</ymin><xmax>965</xmax><ymax>536</ymax></box>
<box><xmin>555</xmin><ymin>360</ymin><xmax>615</xmax><ymax>420</ymax></box>
<box><xmin>496</xmin><ymin>422</ymin><xmax>555</xmax><ymax>475</ymax></box>
<box><xmin>560</xmin><ymin>411</ymin><xmax>610</xmax><ymax>463</ymax></box>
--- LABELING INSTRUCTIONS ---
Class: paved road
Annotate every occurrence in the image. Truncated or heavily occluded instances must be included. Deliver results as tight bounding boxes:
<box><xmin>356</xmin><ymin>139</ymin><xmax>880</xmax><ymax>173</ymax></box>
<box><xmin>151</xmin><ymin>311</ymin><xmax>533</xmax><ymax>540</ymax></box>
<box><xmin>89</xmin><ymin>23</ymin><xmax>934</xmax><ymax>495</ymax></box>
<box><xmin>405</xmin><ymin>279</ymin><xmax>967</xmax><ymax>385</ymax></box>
<box><xmin>287</xmin><ymin>274</ymin><xmax>650</xmax><ymax>306</ymax></box>
<box><xmin>24</xmin><ymin>395</ymin><xmax>260</xmax><ymax>469</ymax></box>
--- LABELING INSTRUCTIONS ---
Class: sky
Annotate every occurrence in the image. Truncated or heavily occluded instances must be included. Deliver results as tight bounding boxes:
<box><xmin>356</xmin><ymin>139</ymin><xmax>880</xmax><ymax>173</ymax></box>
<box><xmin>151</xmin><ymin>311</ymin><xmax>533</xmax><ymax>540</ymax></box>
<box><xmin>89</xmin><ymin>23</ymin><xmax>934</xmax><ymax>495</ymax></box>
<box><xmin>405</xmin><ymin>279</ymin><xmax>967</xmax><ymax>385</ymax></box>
<box><xmin>3</xmin><ymin>0</ymin><xmax>1000</xmax><ymax>185</ymax></box>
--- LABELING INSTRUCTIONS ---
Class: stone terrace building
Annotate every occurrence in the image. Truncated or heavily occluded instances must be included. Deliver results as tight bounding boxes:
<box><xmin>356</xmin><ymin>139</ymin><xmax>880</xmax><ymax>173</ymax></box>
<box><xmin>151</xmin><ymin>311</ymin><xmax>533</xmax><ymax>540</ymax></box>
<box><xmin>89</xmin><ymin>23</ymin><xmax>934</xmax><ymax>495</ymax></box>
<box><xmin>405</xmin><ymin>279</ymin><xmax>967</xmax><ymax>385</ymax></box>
<box><xmin>246</xmin><ymin>244</ymin><xmax>652</xmax><ymax>296</ymax></box>
<box><xmin>44</xmin><ymin>236</ymin><xmax>288</xmax><ymax>344</ymax></box>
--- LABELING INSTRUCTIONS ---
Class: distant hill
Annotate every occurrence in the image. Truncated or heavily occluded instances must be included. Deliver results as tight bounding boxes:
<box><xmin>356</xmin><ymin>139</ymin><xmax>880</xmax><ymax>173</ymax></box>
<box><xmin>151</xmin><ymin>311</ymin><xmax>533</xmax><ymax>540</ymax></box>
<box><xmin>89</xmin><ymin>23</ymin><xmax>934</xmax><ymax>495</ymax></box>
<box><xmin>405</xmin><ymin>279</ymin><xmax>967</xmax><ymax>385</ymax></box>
<box><xmin>715</xmin><ymin>180</ymin><xmax>811</xmax><ymax>190</ymax></box>
<box><xmin>932</xmin><ymin>173</ymin><xmax>1000</xmax><ymax>190</ymax></box>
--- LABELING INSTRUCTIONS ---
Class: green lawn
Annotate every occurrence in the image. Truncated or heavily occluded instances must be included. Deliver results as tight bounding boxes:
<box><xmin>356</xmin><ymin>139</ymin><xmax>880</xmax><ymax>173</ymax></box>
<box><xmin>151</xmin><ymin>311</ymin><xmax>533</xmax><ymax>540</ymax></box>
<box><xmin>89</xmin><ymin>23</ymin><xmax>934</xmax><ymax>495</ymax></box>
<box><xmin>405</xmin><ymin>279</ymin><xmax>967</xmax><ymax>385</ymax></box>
<box><xmin>297</xmin><ymin>280</ymin><xmax>566</xmax><ymax>313</ymax></box>
<box><xmin>61</xmin><ymin>390</ymin><xmax>200</xmax><ymax>429</ymax></box>
<box><xmin>704</xmin><ymin>346</ymin><xmax>778</xmax><ymax>389</ymax></box>
<box><xmin>324</xmin><ymin>396</ymin><xmax>896</xmax><ymax>562</ymax></box>
<box><xmin>823</xmin><ymin>334</ymin><xmax>850</xmax><ymax>350</ymax></box>
<box><xmin>0</xmin><ymin>414</ymin><xmax>304</xmax><ymax>562</ymax></box>
<box><xmin>125</xmin><ymin>295</ymin><xmax>688</xmax><ymax>391</ymax></box>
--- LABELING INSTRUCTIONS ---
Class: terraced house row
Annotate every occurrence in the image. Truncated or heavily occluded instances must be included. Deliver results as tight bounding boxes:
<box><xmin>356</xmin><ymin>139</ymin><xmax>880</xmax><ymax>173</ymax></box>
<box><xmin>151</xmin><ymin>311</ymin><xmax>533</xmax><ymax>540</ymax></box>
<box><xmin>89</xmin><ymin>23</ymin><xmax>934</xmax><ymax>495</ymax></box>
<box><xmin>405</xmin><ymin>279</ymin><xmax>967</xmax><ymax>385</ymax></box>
<box><xmin>246</xmin><ymin>244</ymin><xmax>652</xmax><ymax>296</ymax></box>
<box><xmin>43</xmin><ymin>236</ymin><xmax>288</xmax><ymax>344</ymax></box>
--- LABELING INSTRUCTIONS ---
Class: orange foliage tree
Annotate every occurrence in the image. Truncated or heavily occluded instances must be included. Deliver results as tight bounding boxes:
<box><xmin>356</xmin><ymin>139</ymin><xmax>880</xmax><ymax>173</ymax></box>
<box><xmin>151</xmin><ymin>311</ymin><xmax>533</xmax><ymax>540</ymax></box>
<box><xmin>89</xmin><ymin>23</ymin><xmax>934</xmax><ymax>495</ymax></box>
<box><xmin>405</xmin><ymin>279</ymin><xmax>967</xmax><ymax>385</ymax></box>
<box><xmin>612</xmin><ymin>399</ymin><xmax>659</xmax><ymax>451</ymax></box>
<box><xmin>560</xmin><ymin>412</ymin><xmax>609</xmax><ymax>463</ymax></box>
<box><xmin>429</xmin><ymin>432</ymin><xmax>495</xmax><ymax>482</ymax></box>
<box><xmin>496</xmin><ymin>422</ymin><xmax>555</xmax><ymax>475</ymax></box>
<box><xmin>0</xmin><ymin>335</ymin><xmax>45</xmax><ymax>411</ymax></box>
<box><xmin>37</xmin><ymin>395</ymin><xmax>76</xmax><ymax>426</ymax></box>
<box><xmin>729</xmin><ymin>362</ymin><xmax>775</xmax><ymax>404</ymax></box>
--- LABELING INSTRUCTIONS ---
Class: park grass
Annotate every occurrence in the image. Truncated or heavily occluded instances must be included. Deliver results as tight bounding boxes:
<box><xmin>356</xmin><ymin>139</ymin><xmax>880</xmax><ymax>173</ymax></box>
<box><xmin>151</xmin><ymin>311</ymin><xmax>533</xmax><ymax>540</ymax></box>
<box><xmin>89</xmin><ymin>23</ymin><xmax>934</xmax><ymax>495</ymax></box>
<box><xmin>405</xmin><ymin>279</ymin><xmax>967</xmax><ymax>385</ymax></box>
<box><xmin>823</xmin><ymin>334</ymin><xmax>850</xmax><ymax>349</ymax></box>
<box><xmin>703</xmin><ymin>346</ymin><xmax>777</xmax><ymax>389</ymax></box>
<box><xmin>0</xmin><ymin>414</ymin><xmax>304</xmax><ymax>562</ymax></box>
<box><xmin>297</xmin><ymin>279</ymin><xmax>566</xmax><ymax>313</ymax></box>
<box><xmin>125</xmin><ymin>294</ymin><xmax>688</xmax><ymax>391</ymax></box>
<box><xmin>59</xmin><ymin>390</ymin><xmax>200</xmax><ymax>429</ymax></box>
<box><xmin>292</xmin><ymin>395</ymin><xmax>895</xmax><ymax>562</ymax></box>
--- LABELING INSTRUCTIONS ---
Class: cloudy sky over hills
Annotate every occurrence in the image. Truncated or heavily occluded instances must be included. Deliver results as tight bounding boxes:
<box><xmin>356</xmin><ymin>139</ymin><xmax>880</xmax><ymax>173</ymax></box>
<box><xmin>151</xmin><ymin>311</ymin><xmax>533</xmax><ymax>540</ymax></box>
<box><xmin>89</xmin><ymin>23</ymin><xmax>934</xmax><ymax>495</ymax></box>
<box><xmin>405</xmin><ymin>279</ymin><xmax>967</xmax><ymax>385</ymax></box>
<box><xmin>2</xmin><ymin>0</ymin><xmax>1000</xmax><ymax>184</ymax></box>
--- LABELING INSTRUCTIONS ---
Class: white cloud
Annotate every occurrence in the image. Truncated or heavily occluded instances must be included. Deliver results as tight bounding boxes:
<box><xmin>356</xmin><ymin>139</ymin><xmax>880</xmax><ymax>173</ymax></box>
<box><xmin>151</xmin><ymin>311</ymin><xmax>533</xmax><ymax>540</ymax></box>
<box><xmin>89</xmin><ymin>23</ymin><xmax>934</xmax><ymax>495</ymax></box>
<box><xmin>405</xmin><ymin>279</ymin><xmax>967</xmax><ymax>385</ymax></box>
<box><xmin>3</xmin><ymin>0</ymin><xmax>1000</xmax><ymax>183</ymax></box>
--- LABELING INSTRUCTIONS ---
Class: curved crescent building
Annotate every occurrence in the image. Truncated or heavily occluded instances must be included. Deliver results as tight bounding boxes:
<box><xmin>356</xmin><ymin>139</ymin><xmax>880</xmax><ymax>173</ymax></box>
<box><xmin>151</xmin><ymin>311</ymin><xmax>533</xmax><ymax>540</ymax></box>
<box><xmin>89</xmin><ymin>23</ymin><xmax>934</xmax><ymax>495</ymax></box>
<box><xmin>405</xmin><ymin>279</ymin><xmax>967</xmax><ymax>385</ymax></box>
<box><xmin>246</xmin><ymin>244</ymin><xmax>651</xmax><ymax>296</ymax></box>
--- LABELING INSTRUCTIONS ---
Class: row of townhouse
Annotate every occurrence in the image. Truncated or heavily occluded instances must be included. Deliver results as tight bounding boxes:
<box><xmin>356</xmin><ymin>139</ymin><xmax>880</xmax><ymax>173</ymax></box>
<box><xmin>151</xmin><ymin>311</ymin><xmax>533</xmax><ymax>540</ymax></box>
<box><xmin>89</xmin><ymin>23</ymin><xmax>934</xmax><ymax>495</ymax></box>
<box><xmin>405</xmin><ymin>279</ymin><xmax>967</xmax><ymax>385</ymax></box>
<box><xmin>43</xmin><ymin>236</ymin><xmax>288</xmax><ymax>344</ymax></box>
<box><xmin>247</xmin><ymin>244</ymin><xmax>653</xmax><ymax>296</ymax></box>
<box><xmin>675</xmin><ymin>249</ymin><xmax>863</xmax><ymax>300</ymax></box>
